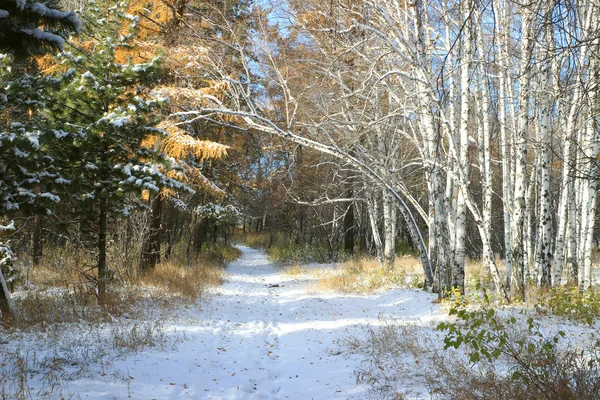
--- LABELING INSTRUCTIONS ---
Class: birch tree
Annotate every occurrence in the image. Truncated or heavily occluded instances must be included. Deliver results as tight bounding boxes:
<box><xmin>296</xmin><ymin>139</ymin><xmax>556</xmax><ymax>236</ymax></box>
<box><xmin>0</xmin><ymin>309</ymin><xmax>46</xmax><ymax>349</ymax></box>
<box><xmin>178</xmin><ymin>0</ymin><xmax>600</xmax><ymax>299</ymax></box>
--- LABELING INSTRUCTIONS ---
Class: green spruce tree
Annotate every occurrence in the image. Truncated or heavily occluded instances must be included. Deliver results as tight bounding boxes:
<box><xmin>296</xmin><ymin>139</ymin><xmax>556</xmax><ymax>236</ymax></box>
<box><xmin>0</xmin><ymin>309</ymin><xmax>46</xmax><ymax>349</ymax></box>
<box><xmin>44</xmin><ymin>1</ymin><xmax>187</xmax><ymax>304</ymax></box>
<box><xmin>0</xmin><ymin>0</ymin><xmax>81</xmax><ymax>58</ymax></box>
<box><xmin>0</xmin><ymin>0</ymin><xmax>81</xmax><ymax>324</ymax></box>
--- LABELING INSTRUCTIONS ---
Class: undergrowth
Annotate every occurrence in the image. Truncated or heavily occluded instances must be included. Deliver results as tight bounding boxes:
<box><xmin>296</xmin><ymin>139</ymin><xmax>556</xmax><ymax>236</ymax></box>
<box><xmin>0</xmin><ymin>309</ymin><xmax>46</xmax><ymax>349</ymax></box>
<box><xmin>350</xmin><ymin>285</ymin><xmax>600</xmax><ymax>400</ymax></box>
<box><xmin>0</xmin><ymin>235</ymin><xmax>239</xmax><ymax>399</ymax></box>
<box><xmin>0</xmin><ymin>320</ymin><xmax>185</xmax><ymax>399</ymax></box>
<box><xmin>540</xmin><ymin>285</ymin><xmax>600</xmax><ymax>325</ymax></box>
<box><xmin>234</xmin><ymin>231</ymin><xmax>337</xmax><ymax>263</ymax></box>
<box><xmin>311</xmin><ymin>257</ymin><xmax>423</xmax><ymax>294</ymax></box>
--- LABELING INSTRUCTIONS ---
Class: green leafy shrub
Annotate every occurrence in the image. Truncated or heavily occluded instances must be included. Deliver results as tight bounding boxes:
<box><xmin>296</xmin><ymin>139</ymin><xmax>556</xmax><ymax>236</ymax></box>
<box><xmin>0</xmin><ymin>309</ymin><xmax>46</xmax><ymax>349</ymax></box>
<box><xmin>435</xmin><ymin>286</ymin><xmax>600</xmax><ymax>399</ymax></box>
<box><xmin>438</xmin><ymin>287</ymin><xmax>564</xmax><ymax>364</ymax></box>
<box><xmin>546</xmin><ymin>286</ymin><xmax>600</xmax><ymax>325</ymax></box>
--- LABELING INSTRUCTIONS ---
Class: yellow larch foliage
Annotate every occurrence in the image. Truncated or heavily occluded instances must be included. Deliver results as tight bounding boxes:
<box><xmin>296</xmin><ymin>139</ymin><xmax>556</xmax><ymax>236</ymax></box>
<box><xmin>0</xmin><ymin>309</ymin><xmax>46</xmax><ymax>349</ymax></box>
<box><xmin>157</xmin><ymin>120</ymin><xmax>229</xmax><ymax>160</ymax></box>
<box><xmin>125</xmin><ymin>0</ymin><xmax>171</xmax><ymax>39</ymax></box>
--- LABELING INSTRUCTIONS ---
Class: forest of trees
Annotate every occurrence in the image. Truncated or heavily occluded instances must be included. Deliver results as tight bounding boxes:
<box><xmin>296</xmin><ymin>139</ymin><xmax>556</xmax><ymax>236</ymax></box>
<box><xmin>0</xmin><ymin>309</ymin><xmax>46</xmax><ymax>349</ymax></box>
<box><xmin>1</xmin><ymin>0</ymin><xmax>600</xmax><ymax>324</ymax></box>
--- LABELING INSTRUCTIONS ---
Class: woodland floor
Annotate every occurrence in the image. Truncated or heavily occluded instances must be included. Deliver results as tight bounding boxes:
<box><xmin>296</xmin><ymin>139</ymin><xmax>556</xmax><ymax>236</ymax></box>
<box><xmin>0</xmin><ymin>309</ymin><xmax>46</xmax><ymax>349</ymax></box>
<box><xmin>2</xmin><ymin>246</ymin><xmax>445</xmax><ymax>399</ymax></box>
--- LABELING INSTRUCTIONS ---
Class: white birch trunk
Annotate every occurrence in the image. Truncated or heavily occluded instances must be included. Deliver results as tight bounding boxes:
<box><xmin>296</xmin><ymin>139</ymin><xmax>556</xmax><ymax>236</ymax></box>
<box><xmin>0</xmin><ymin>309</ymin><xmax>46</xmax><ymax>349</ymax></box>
<box><xmin>493</xmin><ymin>0</ymin><xmax>513</xmax><ymax>287</ymax></box>
<box><xmin>382</xmin><ymin>189</ymin><xmax>396</xmax><ymax>268</ymax></box>
<box><xmin>453</xmin><ymin>4</ymin><xmax>471</xmax><ymax>293</ymax></box>
<box><xmin>510</xmin><ymin>9</ymin><xmax>532</xmax><ymax>302</ymax></box>
<box><xmin>553</xmin><ymin>90</ymin><xmax>579</xmax><ymax>284</ymax></box>
<box><xmin>367</xmin><ymin>190</ymin><xmax>384</xmax><ymax>264</ymax></box>
<box><xmin>535</xmin><ymin>21</ymin><xmax>554</xmax><ymax>287</ymax></box>
<box><xmin>476</xmin><ymin>16</ymin><xmax>493</xmax><ymax>282</ymax></box>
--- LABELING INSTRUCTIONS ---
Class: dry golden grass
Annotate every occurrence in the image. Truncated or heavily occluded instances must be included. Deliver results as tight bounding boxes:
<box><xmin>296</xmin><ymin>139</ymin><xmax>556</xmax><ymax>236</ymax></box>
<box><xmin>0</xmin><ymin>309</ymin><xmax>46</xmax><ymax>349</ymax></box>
<box><xmin>309</xmin><ymin>256</ymin><xmax>495</xmax><ymax>295</ymax></box>
<box><xmin>11</xmin><ymin>243</ymin><xmax>227</xmax><ymax>329</ymax></box>
<box><xmin>26</xmin><ymin>264</ymin><xmax>86</xmax><ymax>287</ymax></box>
<box><xmin>282</xmin><ymin>264</ymin><xmax>309</xmax><ymax>276</ymax></box>
<box><xmin>138</xmin><ymin>260</ymin><xmax>223</xmax><ymax>299</ymax></box>
<box><xmin>13</xmin><ymin>286</ymin><xmax>146</xmax><ymax>327</ymax></box>
<box><xmin>234</xmin><ymin>231</ymin><xmax>271</xmax><ymax>249</ymax></box>
<box><xmin>464</xmin><ymin>258</ymin><xmax>498</xmax><ymax>290</ymax></box>
<box><xmin>312</xmin><ymin>257</ymin><xmax>415</xmax><ymax>294</ymax></box>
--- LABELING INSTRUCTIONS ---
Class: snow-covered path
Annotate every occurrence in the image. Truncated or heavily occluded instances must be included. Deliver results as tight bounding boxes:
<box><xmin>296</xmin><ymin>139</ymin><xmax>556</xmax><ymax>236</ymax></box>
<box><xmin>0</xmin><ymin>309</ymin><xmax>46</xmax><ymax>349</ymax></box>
<box><xmin>70</xmin><ymin>246</ymin><xmax>442</xmax><ymax>399</ymax></box>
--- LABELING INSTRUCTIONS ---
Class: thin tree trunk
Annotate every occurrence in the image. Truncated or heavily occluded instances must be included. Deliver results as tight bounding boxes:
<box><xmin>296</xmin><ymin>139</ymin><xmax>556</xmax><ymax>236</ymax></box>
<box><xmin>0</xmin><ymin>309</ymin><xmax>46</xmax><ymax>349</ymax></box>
<box><xmin>98</xmin><ymin>197</ymin><xmax>108</xmax><ymax>305</ymax></box>
<box><xmin>536</xmin><ymin>32</ymin><xmax>553</xmax><ymax>286</ymax></box>
<box><xmin>366</xmin><ymin>190</ymin><xmax>383</xmax><ymax>263</ymax></box>
<box><xmin>475</xmin><ymin>8</ymin><xmax>494</xmax><ymax>283</ymax></box>
<box><xmin>140</xmin><ymin>193</ymin><xmax>163</xmax><ymax>272</ymax></box>
<box><xmin>453</xmin><ymin>6</ymin><xmax>471</xmax><ymax>294</ymax></box>
<box><xmin>32</xmin><ymin>214</ymin><xmax>43</xmax><ymax>265</ymax></box>
<box><xmin>0</xmin><ymin>267</ymin><xmax>13</xmax><ymax>324</ymax></box>
<box><xmin>382</xmin><ymin>189</ymin><xmax>396</xmax><ymax>269</ymax></box>
<box><xmin>343</xmin><ymin>186</ymin><xmax>355</xmax><ymax>255</ymax></box>
<box><xmin>510</xmin><ymin>9</ymin><xmax>533</xmax><ymax>302</ymax></box>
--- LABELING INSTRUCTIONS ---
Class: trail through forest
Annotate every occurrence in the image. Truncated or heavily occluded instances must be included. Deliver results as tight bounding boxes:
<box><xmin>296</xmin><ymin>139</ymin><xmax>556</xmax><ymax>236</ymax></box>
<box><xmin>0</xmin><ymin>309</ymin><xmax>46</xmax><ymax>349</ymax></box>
<box><xmin>34</xmin><ymin>246</ymin><xmax>442</xmax><ymax>399</ymax></box>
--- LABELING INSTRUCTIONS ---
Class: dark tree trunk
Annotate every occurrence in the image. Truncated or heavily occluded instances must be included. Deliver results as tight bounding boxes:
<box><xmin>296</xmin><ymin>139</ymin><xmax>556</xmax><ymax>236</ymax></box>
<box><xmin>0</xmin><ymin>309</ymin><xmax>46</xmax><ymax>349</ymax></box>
<box><xmin>359</xmin><ymin>203</ymin><xmax>368</xmax><ymax>252</ymax></box>
<box><xmin>344</xmin><ymin>187</ymin><xmax>355</xmax><ymax>255</ymax></box>
<box><xmin>0</xmin><ymin>271</ymin><xmax>14</xmax><ymax>325</ymax></box>
<box><xmin>294</xmin><ymin>210</ymin><xmax>304</xmax><ymax>245</ymax></box>
<box><xmin>32</xmin><ymin>183</ymin><xmax>43</xmax><ymax>265</ymax></box>
<box><xmin>165</xmin><ymin>230</ymin><xmax>173</xmax><ymax>261</ymax></box>
<box><xmin>98</xmin><ymin>198</ymin><xmax>108</xmax><ymax>305</ymax></box>
<box><xmin>32</xmin><ymin>214</ymin><xmax>43</xmax><ymax>265</ymax></box>
<box><xmin>163</xmin><ymin>201</ymin><xmax>177</xmax><ymax>261</ymax></box>
<box><xmin>186</xmin><ymin>213</ymin><xmax>195</xmax><ymax>266</ymax></box>
<box><xmin>140</xmin><ymin>194</ymin><xmax>163</xmax><ymax>271</ymax></box>
<box><xmin>193</xmin><ymin>219</ymin><xmax>206</xmax><ymax>254</ymax></box>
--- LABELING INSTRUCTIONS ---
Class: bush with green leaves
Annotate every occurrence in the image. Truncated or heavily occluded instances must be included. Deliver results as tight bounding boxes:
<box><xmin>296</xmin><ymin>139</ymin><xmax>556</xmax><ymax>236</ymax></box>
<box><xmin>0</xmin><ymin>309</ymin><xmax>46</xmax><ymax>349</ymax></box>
<box><xmin>546</xmin><ymin>286</ymin><xmax>600</xmax><ymax>325</ymax></box>
<box><xmin>436</xmin><ymin>286</ymin><xmax>600</xmax><ymax>399</ymax></box>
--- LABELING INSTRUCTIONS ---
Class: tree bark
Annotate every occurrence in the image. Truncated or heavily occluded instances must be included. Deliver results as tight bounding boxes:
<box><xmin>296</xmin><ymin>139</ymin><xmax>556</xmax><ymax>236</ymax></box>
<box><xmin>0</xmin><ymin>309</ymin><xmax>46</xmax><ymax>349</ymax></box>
<box><xmin>510</xmin><ymin>8</ymin><xmax>533</xmax><ymax>302</ymax></box>
<box><xmin>453</xmin><ymin>6</ymin><xmax>471</xmax><ymax>294</ymax></box>
<box><xmin>366</xmin><ymin>189</ymin><xmax>383</xmax><ymax>263</ymax></box>
<box><xmin>0</xmin><ymin>268</ymin><xmax>13</xmax><ymax>325</ymax></box>
<box><xmin>140</xmin><ymin>193</ymin><xmax>163</xmax><ymax>272</ymax></box>
<box><xmin>382</xmin><ymin>189</ymin><xmax>396</xmax><ymax>269</ymax></box>
<box><xmin>343</xmin><ymin>187</ymin><xmax>355</xmax><ymax>255</ymax></box>
<box><xmin>32</xmin><ymin>214</ymin><xmax>43</xmax><ymax>265</ymax></box>
<box><xmin>98</xmin><ymin>197</ymin><xmax>108</xmax><ymax>305</ymax></box>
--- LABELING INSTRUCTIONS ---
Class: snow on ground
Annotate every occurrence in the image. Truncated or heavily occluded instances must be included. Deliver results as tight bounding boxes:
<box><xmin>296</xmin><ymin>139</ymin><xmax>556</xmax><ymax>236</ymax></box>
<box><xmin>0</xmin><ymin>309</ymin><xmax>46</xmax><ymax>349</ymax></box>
<box><xmin>3</xmin><ymin>246</ymin><xmax>444</xmax><ymax>399</ymax></box>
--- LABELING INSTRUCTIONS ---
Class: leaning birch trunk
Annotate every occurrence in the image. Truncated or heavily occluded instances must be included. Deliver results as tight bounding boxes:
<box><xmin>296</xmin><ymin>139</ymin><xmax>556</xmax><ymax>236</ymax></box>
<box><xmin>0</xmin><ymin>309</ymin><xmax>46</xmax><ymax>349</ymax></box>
<box><xmin>366</xmin><ymin>189</ymin><xmax>384</xmax><ymax>263</ymax></box>
<box><xmin>0</xmin><ymin>268</ymin><xmax>13</xmax><ymax>324</ymax></box>
<box><xmin>411</xmin><ymin>0</ymin><xmax>449</xmax><ymax>292</ymax></box>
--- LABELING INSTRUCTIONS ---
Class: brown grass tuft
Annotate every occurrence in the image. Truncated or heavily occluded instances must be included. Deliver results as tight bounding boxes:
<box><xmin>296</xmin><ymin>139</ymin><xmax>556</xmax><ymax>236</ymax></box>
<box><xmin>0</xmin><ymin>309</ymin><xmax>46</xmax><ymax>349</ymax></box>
<box><xmin>138</xmin><ymin>260</ymin><xmax>223</xmax><ymax>299</ymax></box>
<box><xmin>234</xmin><ymin>231</ymin><xmax>271</xmax><ymax>249</ymax></box>
<box><xmin>283</xmin><ymin>264</ymin><xmax>308</xmax><ymax>276</ymax></box>
<box><xmin>313</xmin><ymin>257</ymin><xmax>415</xmax><ymax>294</ymax></box>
